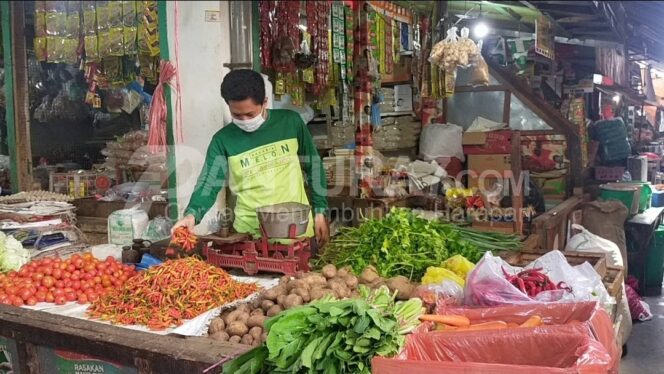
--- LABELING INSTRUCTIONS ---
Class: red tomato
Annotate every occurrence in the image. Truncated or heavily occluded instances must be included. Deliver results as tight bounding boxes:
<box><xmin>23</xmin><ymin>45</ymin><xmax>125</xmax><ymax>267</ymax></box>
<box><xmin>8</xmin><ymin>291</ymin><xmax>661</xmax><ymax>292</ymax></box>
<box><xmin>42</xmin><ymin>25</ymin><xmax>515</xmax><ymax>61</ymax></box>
<box><xmin>83</xmin><ymin>263</ymin><xmax>96</xmax><ymax>273</ymax></box>
<box><xmin>11</xmin><ymin>296</ymin><xmax>24</xmax><ymax>307</ymax></box>
<box><xmin>42</xmin><ymin>266</ymin><xmax>53</xmax><ymax>276</ymax></box>
<box><xmin>93</xmin><ymin>276</ymin><xmax>101</xmax><ymax>284</ymax></box>
<box><xmin>53</xmin><ymin>289</ymin><xmax>65</xmax><ymax>297</ymax></box>
<box><xmin>7</xmin><ymin>271</ymin><xmax>17</xmax><ymax>278</ymax></box>
<box><xmin>77</xmin><ymin>294</ymin><xmax>89</xmax><ymax>304</ymax></box>
<box><xmin>62</xmin><ymin>272</ymin><xmax>71</xmax><ymax>279</ymax></box>
<box><xmin>96</xmin><ymin>262</ymin><xmax>107</xmax><ymax>271</ymax></box>
<box><xmin>71</xmin><ymin>281</ymin><xmax>81</xmax><ymax>290</ymax></box>
<box><xmin>41</xmin><ymin>276</ymin><xmax>55</xmax><ymax>288</ymax></box>
<box><xmin>54</xmin><ymin>280</ymin><xmax>65</xmax><ymax>289</ymax></box>
<box><xmin>0</xmin><ymin>296</ymin><xmax>10</xmax><ymax>305</ymax></box>
<box><xmin>101</xmin><ymin>279</ymin><xmax>111</xmax><ymax>287</ymax></box>
<box><xmin>18</xmin><ymin>288</ymin><xmax>33</xmax><ymax>301</ymax></box>
<box><xmin>63</xmin><ymin>287</ymin><xmax>74</xmax><ymax>294</ymax></box>
<box><xmin>63</xmin><ymin>280</ymin><xmax>73</xmax><ymax>288</ymax></box>
<box><xmin>18</xmin><ymin>268</ymin><xmax>30</xmax><ymax>278</ymax></box>
<box><xmin>119</xmin><ymin>274</ymin><xmax>129</xmax><ymax>282</ymax></box>
<box><xmin>66</xmin><ymin>264</ymin><xmax>76</xmax><ymax>273</ymax></box>
<box><xmin>87</xmin><ymin>293</ymin><xmax>99</xmax><ymax>302</ymax></box>
<box><xmin>54</xmin><ymin>295</ymin><xmax>67</xmax><ymax>305</ymax></box>
<box><xmin>65</xmin><ymin>292</ymin><xmax>77</xmax><ymax>302</ymax></box>
<box><xmin>52</xmin><ymin>268</ymin><xmax>63</xmax><ymax>280</ymax></box>
<box><xmin>82</xmin><ymin>252</ymin><xmax>94</xmax><ymax>260</ymax></box>
<box><xmin>45</xmin><ymin>292</ymin><xmax>55</xmax><ymax>303</ymax></box>
<box><xmin>4</xmin><ymin>287</ymin><xmax>16</xmax><ymax>296</ymax></box>
<box><xmin>25</xmin><ymin>297</ymin><xmax>37</xmax><ymax>306</ymax></box>
<box><xmin>73</xmin><ymin>259</ymin><xmax>84</xmax><ymax>269</ymax></box>
<box><xmin>35</xmin><ymin>291</ymin><xmax>47</xmax><ymax>302</ymax></box>
<box><xmin>59</xmin><ymin>262</ymin><xmax>68</xmax><ymax>270</ymax></box>
<box><xmin>70</xmin><ymin>273</ymin><xmax>80</xmax><ymax>281</ymax></box>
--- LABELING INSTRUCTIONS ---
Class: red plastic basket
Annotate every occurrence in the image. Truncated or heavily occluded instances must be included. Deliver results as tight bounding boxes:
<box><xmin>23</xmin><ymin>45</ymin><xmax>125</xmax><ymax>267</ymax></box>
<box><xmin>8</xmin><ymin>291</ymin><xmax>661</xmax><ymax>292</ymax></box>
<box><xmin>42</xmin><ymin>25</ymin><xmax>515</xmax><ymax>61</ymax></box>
<box><xmin>203</xmin><ymin>240</ymin><xmax>310</xmax><ymax>276</ymax></box>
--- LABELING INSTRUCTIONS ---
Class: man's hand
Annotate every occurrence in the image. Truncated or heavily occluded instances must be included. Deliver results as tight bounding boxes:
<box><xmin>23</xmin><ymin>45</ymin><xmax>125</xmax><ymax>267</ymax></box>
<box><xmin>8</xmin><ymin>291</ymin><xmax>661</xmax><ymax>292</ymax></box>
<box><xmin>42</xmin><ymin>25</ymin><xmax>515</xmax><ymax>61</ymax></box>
<box><xmin>171</xmin><ymin>214</ymin><xmax>195</xmax><ymax>234</ymax></box>
<box><xmin>314</xmin><ymin>213</ymin><xmax>329</xmax><ymax>248</ymax></box>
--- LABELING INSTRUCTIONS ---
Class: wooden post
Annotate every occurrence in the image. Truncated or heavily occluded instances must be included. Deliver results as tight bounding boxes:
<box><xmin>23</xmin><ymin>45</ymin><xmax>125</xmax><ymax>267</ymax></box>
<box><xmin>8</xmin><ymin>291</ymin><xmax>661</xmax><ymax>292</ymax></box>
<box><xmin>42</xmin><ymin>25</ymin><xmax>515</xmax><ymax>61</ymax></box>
<box><xmin>2</xmin><ymin>2</ymin><xmax>33</xmax><ymax>192</ymax></box>
<box><xmin>511</xmin><ymin>130</ymin><xmax>523</xmax><ymax>235</ymax></box>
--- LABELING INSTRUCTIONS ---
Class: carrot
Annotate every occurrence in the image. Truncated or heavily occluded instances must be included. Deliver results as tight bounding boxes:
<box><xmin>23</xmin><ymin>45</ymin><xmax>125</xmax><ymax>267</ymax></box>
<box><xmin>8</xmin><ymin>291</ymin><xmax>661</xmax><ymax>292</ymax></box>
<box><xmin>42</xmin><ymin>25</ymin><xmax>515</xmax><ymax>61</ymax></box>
<box><xmin>520</xmin><ymin>315</ymin><xmax>543</xmax><ymax>328</ymax></box>
<box><xmin>507</xmin><ymin>322</ymin><xmax>520</xmax><ymax>328</ymax></box>
<box><xmin>419</xmin><ymin>314</ymin><xmax>471</xmax><ymax>327</ymax></box>
<box><xmin>435</xmin><ymin>323</ymin><xmax>458</xmax><ymax>331</ymax></box>
<box><xmin>457</xmin><ymin>321</ymin><xmax>508</xmax><ymax>332</ymax></box>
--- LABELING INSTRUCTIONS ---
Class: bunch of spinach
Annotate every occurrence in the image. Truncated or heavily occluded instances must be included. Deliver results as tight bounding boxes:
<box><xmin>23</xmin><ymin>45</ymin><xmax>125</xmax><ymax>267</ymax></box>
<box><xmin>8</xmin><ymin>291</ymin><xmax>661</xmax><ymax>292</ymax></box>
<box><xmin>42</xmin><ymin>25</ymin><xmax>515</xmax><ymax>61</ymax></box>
<box><xmin>317</xmin><ymin>208</ymin><xmax>489</xmax><ymax>280</ymax></box>
<box><xmin>223</xmin><ymin>286</ymin><xmax>423</xmax><ymax>374</ymax></box>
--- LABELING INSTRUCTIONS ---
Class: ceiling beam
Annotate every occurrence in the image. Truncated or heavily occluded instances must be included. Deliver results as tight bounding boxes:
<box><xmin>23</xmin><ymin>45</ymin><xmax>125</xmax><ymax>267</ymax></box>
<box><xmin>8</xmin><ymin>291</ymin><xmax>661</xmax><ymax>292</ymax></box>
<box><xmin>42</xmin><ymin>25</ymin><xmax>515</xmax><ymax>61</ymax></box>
<box><xmin>492</xmin><ymin>4</ymin><xmax>535</xmax><ymax>33</ymax></box>
<box><xmin>556</xmin><ymin>15</ymin><xmax>601</xmax><ymax>23</ymax></box>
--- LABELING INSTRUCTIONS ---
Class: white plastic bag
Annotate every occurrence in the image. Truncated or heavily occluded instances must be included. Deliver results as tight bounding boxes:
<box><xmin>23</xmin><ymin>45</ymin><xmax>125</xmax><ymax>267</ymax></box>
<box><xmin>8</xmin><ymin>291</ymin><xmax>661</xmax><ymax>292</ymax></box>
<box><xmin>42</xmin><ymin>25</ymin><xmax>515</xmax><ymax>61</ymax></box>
<box><xmin>566</xmin><ymin>224</ymin><xmax>623</xmax><ymax>268</ymax></box>
<box><xmin>419</xmin><ymin>123</ymin><xmax>465</xmax><ymax>162</ymax></box>
<box><xmin>107</xmin><ymin>206</ymin><xmax>149</xmax><ymax>246</ymax></box>
<box><xmin>465</xmin><ymin>251</ymin><xmax>609</xmax><ymax>307</ymax></box>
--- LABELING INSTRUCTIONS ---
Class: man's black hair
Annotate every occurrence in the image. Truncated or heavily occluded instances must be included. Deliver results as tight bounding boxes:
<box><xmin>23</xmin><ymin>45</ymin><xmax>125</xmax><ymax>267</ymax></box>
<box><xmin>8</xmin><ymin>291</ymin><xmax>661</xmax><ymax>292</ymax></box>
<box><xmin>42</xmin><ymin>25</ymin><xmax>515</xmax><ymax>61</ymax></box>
<box><xmin>220</xmin><ymin>69</ymin><xmax>266</xmax><ymax>104</ymax></box>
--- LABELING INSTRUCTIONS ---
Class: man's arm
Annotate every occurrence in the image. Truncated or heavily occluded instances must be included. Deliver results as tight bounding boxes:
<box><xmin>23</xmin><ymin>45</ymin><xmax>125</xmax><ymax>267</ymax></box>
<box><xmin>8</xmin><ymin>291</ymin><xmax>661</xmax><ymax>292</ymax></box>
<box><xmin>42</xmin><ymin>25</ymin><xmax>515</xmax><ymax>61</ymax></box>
<box><xmin>183</xmin><ymin>138</ymin><xmax>228</xmax><ymax>224</ymax></box>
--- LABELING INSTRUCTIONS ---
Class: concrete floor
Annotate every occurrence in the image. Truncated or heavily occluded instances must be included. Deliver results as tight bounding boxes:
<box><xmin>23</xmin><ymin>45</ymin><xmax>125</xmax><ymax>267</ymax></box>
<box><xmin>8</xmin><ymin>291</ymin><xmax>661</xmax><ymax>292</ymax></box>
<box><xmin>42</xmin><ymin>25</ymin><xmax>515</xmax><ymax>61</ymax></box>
<box><xmin>620</xmin><ymin>289</ymin><xmax>664</xmax><ymax>374</ymax></box>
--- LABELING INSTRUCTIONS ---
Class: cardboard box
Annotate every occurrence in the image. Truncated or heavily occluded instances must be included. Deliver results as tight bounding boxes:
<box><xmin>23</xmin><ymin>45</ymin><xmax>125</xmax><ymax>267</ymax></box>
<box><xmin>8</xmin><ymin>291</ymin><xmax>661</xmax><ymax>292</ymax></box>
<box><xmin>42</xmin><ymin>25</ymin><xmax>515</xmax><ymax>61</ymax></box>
<box><xmin>467</xmin><ymin>154</ymin><xmax>512</xmax><ymax>188</ymax></box>
<box><xmin>462</xmin><ymin>130</ymin><xmax>512</xmax><ymax>155</ymax></box>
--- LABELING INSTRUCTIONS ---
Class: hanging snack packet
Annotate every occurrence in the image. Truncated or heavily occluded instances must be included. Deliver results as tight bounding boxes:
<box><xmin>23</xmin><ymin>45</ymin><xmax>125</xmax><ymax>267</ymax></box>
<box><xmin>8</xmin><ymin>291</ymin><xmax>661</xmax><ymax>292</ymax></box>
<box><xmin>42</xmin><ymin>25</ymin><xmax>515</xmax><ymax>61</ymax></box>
<box><xmin>84</xmin><ymin>34</ymin><xmax>99</xmax><ymax>61</ymax></box>
<box><xmin>98</xmin><ymin>31</ymin><xmax>111</xmax><ymax>58</ymax></box>
<box><xmin>124</xmin><ymin>27</ymin><xmax>137</xmax><ymax>55</ymax></box>
<box><xmin>66</xmin><ymin>12</ymin><xmax>80</xmax><ymax>38</ymax></box>
<box><xmin>108</xmin><ymin>27</ymin><xmax>124</xmax><ymax>56</ymax></box>
<box><xmin>108</xmin><ymin>1</ymin><xmax>123</xmax><ymax>28</ymax></box>
<box><xmin>83</xmin><ymin>7</ymin><xmax>97</xmax><ymax>35</ymax></box>
<box><xmin>67</xmin><ymin>1</ymin><xmax>81</xmax><ymax>12</ymax></box>
<box><xmin>96</xmin><ymin>3</ymin><xmax>110</xmax><ymax>33</ymax></box>
<box><xmin>34</xmin><ymin>37</ymin><xmax>48</xmax><ymax>62</ymax></box>
<box><xmin>63</xmin><ymin>38</ymin><xmax>79</xmax><ymax>64</ymax></box>
<box><xmin>35</xmin><ymin>11</ymin><xmax>47</xmax><ymax>37</ymax></box>
<box><xmin>122</xmin><ymin>0</ymin><xmax>137</xmax><ymax>27</ymax></box>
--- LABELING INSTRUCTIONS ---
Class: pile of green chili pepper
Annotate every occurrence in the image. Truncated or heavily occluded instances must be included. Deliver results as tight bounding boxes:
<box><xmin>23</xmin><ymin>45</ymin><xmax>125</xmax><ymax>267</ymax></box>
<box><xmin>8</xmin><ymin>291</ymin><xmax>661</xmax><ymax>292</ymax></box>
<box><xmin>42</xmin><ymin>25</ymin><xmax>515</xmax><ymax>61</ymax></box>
<box><xmin>87</xmin><ymin>257</ymin><xmax>258</xmax><ymax>330</ymax></box>
<box><xmin>317</xmin><ymin>208</ymin><xmax>521</xmax><ymax>281</ymax></box>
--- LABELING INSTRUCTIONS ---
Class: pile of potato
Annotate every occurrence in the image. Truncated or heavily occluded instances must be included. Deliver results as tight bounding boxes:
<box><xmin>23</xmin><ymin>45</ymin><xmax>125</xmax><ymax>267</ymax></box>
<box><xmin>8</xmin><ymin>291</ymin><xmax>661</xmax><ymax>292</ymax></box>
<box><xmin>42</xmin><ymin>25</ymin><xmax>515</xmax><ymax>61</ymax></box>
<box><xmin>207</xmin><ymin>265</ymin><xmax>359</xmax><ymax>345</ymax></box>
<box><xmin>358</xmin><ymin>265</ymin><xmax>419</xmax><ymax>300</ymax></box>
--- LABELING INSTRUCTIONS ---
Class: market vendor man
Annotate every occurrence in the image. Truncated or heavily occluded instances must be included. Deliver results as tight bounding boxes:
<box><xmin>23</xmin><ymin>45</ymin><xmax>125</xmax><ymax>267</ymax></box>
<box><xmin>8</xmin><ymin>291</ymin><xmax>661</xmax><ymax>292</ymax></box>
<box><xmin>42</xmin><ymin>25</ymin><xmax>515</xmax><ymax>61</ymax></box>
<box><xmin>172</xmin><ymin>69</ymin><xmax>329</xmax><ymax>248</ymax></box>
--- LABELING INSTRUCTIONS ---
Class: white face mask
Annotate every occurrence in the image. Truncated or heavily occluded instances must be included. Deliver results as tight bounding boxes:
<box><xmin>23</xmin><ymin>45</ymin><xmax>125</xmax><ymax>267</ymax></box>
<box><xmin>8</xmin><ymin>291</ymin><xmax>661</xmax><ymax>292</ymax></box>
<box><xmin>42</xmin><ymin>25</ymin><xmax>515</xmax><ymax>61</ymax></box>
<box><xmin>234</xmin><ymin>108</ymin><xmax>266</xmax><ymax>132</ymax></box>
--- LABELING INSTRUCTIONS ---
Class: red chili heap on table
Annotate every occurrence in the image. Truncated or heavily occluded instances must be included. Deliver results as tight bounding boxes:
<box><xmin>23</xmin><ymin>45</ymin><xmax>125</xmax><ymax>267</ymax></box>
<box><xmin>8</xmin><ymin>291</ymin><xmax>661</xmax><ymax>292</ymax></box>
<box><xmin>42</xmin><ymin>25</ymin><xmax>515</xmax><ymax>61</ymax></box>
<box><xmin>0</xmin><ymin>253</ymin><xmax>136</xmax><ymax>307</ymax></box>
<box><xmin>503</xmin><ymin>267</ymin><xmax>572</xmax><ymax>298</ymax></box>
<box><xmin>87</xmin><ymin>257</ymin><xmax>258</xmax><ymax>330</ymax></box>
<box><xmin>166</xmin><ymin>227</ymin><xmax>198</xmax><ymax>257</ymax></box>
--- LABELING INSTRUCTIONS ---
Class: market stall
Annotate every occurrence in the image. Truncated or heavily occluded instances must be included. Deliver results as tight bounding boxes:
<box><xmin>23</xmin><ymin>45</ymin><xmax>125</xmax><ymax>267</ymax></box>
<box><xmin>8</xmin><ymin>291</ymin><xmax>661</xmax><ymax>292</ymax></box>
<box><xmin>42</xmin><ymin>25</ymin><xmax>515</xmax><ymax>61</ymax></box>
<box><xmin>1</xmin><ymin>0</ymin><xmax>662</xmax><ymax>373</ymax></box>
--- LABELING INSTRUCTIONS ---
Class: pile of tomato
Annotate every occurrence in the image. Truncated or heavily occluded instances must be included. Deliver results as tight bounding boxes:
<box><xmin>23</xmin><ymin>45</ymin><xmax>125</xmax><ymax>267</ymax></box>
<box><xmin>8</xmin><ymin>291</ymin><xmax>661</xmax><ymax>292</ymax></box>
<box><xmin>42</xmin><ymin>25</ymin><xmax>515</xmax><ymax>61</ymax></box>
<box><xmin>0</xmin><ymin>253</ymin><xmax>137</xmax><ymax>307</ymax></box>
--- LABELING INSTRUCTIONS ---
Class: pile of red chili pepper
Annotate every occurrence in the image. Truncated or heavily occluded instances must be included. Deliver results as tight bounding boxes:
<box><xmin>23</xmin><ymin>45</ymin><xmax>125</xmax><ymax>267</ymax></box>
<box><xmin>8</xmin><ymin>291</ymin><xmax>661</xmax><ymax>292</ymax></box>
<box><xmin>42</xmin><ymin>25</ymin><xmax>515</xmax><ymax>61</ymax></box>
<box><xmin>503</xmin><ymin>267</ymin><xmax>572</xmax><ymax>298</ymax></box>
<box><xmin>165</xmin><ymin>227</ymin><xmax>198</xmax><ymax>258</ymax></box>
<box><xmin>87</xmin><ymin>257</ymin><xmax>258</xmax><ymax>330</ymax></box>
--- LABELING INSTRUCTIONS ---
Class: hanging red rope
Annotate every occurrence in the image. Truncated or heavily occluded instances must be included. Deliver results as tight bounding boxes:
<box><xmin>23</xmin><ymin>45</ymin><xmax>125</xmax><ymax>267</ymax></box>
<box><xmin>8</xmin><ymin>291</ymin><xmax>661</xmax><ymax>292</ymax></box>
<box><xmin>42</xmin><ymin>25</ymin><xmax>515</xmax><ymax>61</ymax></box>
<box><xmin>147</xmin><ymin>60</ymin><xmax>182</xmax><ymax>153</ymax></box>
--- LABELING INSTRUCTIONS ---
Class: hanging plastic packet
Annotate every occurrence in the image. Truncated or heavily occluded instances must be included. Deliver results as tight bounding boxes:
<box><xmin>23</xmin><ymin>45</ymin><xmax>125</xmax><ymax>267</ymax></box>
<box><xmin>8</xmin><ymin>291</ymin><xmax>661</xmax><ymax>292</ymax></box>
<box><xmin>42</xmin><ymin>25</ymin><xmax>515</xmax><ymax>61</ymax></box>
<box><xmin>122</xmin><ymin>0</ymin><xmax>137</xmax><ymax>27</ymax></box>
<box><xmin>108</xmin><ymin>27</ymin><xmax>124</xmax><ymax>56</ymax></box>
<box><xmin>96</xmin><ymin>3</ymin><xmax>110</xmax><ymax>34</ymax></box>
<box><xmin>34</xmin><ymin>37</ymin><xmax>48</xmax><ymax>62</ymax></box>
<box><xmin>35</xmin><ymin>11</ymin><xmax>47</xmax><ymax>37</ymax></box>
<box><xmin>124</xmin><ymin>27</ymin><xmax>138</xmax><ymax>55</ymax></box>
<box><xmin>98</xmin><ymin>31</ymin><xmax>111</xmax><ymax>58</ymax></box>
<box><xmin>35</xmin><ymin>0</ymin><xmax>46</xmax><ymax>12</ymax></box>
<box><xmin>444</xmin><ymin>67</ymin><xmax>456</xmax><ymax>97</ymax></box>
<box><xmin>63</xmin><ymin>38</ymin><xmax>79</xmax><ymax>64</ymax></box>
<box><xmin>45</xmin><ymin>12</ymin><xmax>60</xmax><ymax>36</ymax></box>
<box><xmin>66</xmin><ymin>12</ymin><xmax>80</xmax><ymax>38</ymax></box>
<box><xmin>83</xmin><ymin>3</ymin><xmax>96</xmax><ymax>35</ymax></box>
<box><xmin>84</xmin><ymin>34</ymin><xmax>99</xmax><ymax>61</ymax></box>
<box><xmin>108</xmin><ymin>1</ymin><xmax>123</xmax><ymax>28</ymax></box>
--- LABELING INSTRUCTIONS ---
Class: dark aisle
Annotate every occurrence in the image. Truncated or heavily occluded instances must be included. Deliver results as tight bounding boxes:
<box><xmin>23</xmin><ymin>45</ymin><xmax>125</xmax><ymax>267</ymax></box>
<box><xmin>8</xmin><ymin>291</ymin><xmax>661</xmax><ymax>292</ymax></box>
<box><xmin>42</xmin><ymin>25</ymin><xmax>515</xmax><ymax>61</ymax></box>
<box><xmin>621</xmin><ymin>290</ymin><xmax>664</xmax><ymax>373</ymax></box>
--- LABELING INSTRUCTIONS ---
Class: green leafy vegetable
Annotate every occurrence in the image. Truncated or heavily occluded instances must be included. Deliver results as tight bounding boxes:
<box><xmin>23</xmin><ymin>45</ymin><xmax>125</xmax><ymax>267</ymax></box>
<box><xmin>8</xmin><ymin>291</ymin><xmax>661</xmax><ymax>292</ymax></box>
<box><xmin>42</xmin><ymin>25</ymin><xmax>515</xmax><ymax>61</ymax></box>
<box><xmin>0</xmin><ymin>231</ymin><xmax>29</xmax><ymax>272</ymax></box>
<box><xmin>316</xmin><ymin>208</ymin><xmax>520</xmax><ymax>280</ymax></box>
<box><xmin>223</xmin><ymin>286</ymin><xmax>423</xmax><ymax>374</ymax></box>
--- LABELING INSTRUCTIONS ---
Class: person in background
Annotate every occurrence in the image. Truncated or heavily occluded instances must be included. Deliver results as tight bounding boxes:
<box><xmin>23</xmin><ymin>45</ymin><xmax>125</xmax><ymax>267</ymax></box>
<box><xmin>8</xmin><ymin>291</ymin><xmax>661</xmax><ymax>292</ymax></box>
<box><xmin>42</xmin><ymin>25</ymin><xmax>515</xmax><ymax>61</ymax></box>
<box><xmin>172</xmin><ymin>69</ymin><xmax>329</xmax><ymax>249</ymax></box>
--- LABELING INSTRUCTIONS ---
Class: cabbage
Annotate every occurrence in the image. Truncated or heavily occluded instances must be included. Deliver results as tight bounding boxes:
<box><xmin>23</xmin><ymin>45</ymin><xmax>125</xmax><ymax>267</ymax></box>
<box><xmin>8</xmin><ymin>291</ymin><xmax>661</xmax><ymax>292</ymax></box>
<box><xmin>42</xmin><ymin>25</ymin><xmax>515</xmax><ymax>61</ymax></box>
<box><xmin>0</xmin><ymin>231</ymin><xmax>30</xmax><ymax>272</ymax></box>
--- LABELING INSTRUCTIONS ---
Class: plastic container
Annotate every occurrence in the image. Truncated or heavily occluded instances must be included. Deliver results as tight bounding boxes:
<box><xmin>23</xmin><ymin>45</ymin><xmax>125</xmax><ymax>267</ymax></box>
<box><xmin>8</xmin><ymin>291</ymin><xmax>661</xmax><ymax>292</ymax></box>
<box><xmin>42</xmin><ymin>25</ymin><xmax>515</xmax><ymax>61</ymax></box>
<box><xmin>256</xmin><ymin>202</ymin><xmax>310</xmax><ymax>238</ymax></box>
<box><xmin>615</xmin><ymin>181</ymin><xmax>652</xmax><ymax>212</ymax></box>
<box><xmin>600</xmin><ymin>184</ymin><xmax>639</xmax><ymax>215</ymax></box>
<box><xmin>594</xmin><ymin>166</ymin><xmax>625</xmax><ymax>181</ymax></box>
<box><xmin>645</xmin><ymin>225</ymin><xmax>664</xmax><ymax>291</ymax></box>
<box><xmin>652</xmin><ymin>190</ymin><xmax>664</xmax><ymax>207</ymax></box>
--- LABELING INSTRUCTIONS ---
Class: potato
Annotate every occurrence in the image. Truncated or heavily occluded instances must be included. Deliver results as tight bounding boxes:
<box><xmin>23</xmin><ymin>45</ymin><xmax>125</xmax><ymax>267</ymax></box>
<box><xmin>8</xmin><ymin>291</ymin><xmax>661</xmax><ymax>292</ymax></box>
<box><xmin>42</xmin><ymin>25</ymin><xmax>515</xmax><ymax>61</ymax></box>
<box><xmin>293</xmin><ymin>288</ymin><xmax>311</xmax><ymax>303</ymax></box>
<box><xmin>251</xmin><ymin>339</ymin><xmax>262</xmax><ymax>346</ymax></box>
<box><xmin>250</xmin><ymin>298</ymin><xmax>262</xmax><ymax>310</ymax></box>
<box><xmin>303</xmin><ymin>274</ymin><xmax>327</xmax><ymax>287</ymax></box>
<box><xmin>240</xmin><ymin>334</ymin><xmax>254</xmax><ymax>345</ymax></box>
<box><xmin>260</xmin><ymin>332</ymin><xmax>268</xmax><ymax>342</ymax></box>
<box><xmin>337</xmin><ymin>266</ymin><xmax>352</xmax><ymax>278</ymax></box>
<box><xmin>261</xmin><ymin>300</ymin><xmax>275</xmax><ymax>312</ymax></box>
<box><xmin>283</xmin><ymin>294</ymin><xmax>304</xmax><ymax>309</ymax></box>
<box><xmin>250</xmin><ymin>308</ymin><xmax>265</xmax><ymax>316</ymax></box>
<box><xmin>227</xmin><ymin>321</ymin><xmax>249</xmax><ymax>337</ymax></box>
<box><xmin>360</xmin><ymin>266</ymin><xmax>380</xmax><ymax>284</ymax></box>
<box><xmin>247</xmin><ymin>314</ymin><xmax>266</xmax><ymax>328</ymax></box>
<box><xmin>344</xmin><ymin>275</ymin><xmax>359</xmax><ymax>289</ymax></box>
<box><xmin>289</xmin><ymin>279</ymin><xmax>310</xmax><ymax>292</ymax></box>
<box><xmin>209</xmin><ymin>331</ymin><xmax>230</xmax><ymax>342</ymax></box>
<box><xmin>236</xmin><ymin>311</ymin><xmax>250</xmax><ymax>324</ymax></box>
<box><xmin>236</xmin><ymin>303</ymin><xmax>251</xmax><ymax>314</ymax></box>
<box><xmin>310</xmin><ymin>288</ymin><xmax>333</xmax><ymax>300</ymax></box>
<box><xmin>321</xmin><ymin>264</ymin><xmax>337</xmax><ymax>279</ymax></box>
<box><xmin>277</xmin><ymin>294</ymin><xmax>287</xmax><ymax>307</ymax></box>
<box><xmin>263</xmin><ymin>285</ymin><xmax>286</xmax><ymax>301</ymax></box>
<box><xmin>387</xmin><ymin>276</ymin><xmax>415</xmax><ymax>300</ymax></box>
<box><xmin>248</xmin><ymin>326</ymin><xmax>263</xmax><ymax>341</ymax></box>
<box><xmin>229</xmin><ymin>335</ymin><xmax>242</xmax><ymax>344</ymax></box>
<box><xmin>267</xmin><ymin>305</ymin><xmax>283</xmax><ymax>317</ymax></box>
<box><xmin>223</xmin><ymin>309</ymin><xmax>242</xmax><ymax>325</ymax></box>
<box><xmin>328</xmin><ymin>279</ymin><xmax>348</xmax><ymax>298</ymax></box>
<box><xmin>208</xmin><ymin>317</ymin><xmax>225</xmax><ymax>334</ymax></box>
<box><xmin>279</xmin><ymin>275</ymin><xmax>291</xmax><ymax>285</ymax></box>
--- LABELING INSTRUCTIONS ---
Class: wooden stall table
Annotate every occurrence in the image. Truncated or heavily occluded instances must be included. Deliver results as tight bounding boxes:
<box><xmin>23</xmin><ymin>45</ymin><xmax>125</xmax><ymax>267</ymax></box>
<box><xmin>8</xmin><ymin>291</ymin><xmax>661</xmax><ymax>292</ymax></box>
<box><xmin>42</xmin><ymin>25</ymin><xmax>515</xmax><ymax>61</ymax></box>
<box><xmin>0</xmin><ymin>305</ymin><xmax>248</xmax><ymax>373</ymax></box>
<box><xmin>625</xmin><ymin>206</ymin><xmax>664</xmax><ymax>296</ymax></box>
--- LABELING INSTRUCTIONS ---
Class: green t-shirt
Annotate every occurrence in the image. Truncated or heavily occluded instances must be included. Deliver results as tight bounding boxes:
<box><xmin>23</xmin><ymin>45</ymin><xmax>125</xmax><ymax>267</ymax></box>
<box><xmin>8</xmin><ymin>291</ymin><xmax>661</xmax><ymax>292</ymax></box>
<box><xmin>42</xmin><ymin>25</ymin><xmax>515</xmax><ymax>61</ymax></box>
<box><xmin>184</xmin><ymin>109</ymin><xmax>328</xmax><ymax>236</ymax></box>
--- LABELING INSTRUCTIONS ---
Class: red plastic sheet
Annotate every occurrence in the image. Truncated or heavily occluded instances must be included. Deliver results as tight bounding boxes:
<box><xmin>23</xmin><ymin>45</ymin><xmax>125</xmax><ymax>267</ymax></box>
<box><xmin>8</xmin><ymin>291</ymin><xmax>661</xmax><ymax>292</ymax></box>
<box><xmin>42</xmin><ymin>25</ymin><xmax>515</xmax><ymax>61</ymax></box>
<box><xmin>373</xmin><ymin>302</ymin><xmax>618</xmax><ymax>374</ymax></box>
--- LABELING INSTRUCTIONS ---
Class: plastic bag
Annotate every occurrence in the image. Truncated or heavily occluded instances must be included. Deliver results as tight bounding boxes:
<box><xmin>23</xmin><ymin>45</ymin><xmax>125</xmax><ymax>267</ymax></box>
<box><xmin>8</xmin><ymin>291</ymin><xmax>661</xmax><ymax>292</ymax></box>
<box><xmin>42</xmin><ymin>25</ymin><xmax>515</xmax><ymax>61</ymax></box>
<box><xmin>414</xmin><ymin>282</ymin><xmax>464</xmax><ymax>313</ymax></box>
<box><xmin>441</xmin><ymin>254</ymin><xmax>475</xmax><ymax>278</ymax></box>
<box><xmin>422</xmin><ymin>267</ymin><xmax>465</xmax><ymax>286</ymax></box>
<box><xmin>107</xmin><ymin>206</ymin><xmax>149</xmax><ymax>246</ymax></box>
<box><xmin>566</xmin><ymin>224</ymin><xmax>623</xmax><ymax>268</ymax></box>
<box><xmin>143</xmin><ymin>216</ymin><xmax>173</xmax><ymax>242</ymax></box>
<box><xmin>465</xmin><ymin>251</ymin><xmax>606</xmax><ymax>306</ymax></box>
<box><xmin>470</xmin><ymin>55</ymin><xmax>490</xmax><ymax>87</ymax></box>
<box><xmin>419</xmin><ymin>123</ymin><xmax>464</xmax><ymax>162</ymax></box>
<box><xmin>625</xmin><ymin>284</ymin><xmax>653</xmax><ymax>321</ymax></box>
<box><xmin>373</xmin><ymin>326</ymin><xmax>613</xmax><ymax>373</ymax></box>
